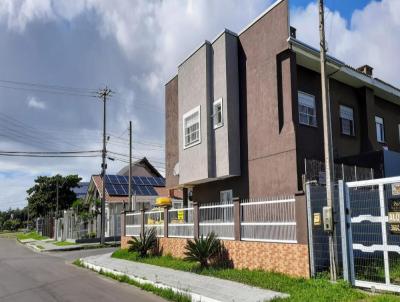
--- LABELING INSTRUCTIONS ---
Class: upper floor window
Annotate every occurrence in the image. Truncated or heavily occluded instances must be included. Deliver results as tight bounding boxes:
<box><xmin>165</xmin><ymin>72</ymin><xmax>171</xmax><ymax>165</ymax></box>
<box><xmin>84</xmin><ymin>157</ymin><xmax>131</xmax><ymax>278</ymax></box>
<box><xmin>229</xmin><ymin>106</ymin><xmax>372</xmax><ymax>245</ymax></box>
<box><xmin>213</xmin><ymin>98</ymin><xmax>223</xmax><ymax>129</ymax></box>
<box><xmin>298</xmin><ymin>91</ymin><xmax>317</xmax><ymax>127</ymax></box>
<box><xmin>340</xmin><ymin>105</ymin><xmax>355</xmax><ymax>136</ymax></box>
<box><xmin>375</xmin><ymin>116</ymin><xmax>385</xmax><ymax>143</ymax></box>
<box><xmin>183</xmin><ymin>106</ymin><xmax>201</xmax><ymax>148</ymax></box>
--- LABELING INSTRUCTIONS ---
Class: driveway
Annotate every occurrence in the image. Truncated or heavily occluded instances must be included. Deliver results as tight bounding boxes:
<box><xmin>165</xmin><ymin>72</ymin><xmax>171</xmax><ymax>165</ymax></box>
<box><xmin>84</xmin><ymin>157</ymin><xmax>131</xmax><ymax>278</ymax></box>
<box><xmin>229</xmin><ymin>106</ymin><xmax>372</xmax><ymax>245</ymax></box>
<box><xmin>0</xmin><ymin>238</ymin><xmax>166</xmax><ymax>302</ymax></box>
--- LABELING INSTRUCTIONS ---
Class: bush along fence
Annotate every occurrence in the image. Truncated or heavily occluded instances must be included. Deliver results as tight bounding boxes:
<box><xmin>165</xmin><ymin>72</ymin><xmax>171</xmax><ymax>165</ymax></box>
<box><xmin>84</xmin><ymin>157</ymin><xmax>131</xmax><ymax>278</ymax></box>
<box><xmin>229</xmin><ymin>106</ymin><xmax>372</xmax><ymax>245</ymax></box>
<box><xmin>122</xmin><ymin>195</ymin><xmax>311</xmax><ymax>278</ymax></box>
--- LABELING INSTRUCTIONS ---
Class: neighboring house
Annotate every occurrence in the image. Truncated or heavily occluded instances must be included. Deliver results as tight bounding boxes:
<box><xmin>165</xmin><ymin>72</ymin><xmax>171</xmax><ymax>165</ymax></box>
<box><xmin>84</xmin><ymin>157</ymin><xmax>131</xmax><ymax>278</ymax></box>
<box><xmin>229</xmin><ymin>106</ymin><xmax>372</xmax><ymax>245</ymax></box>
<box><xmin>165</xmin><ymin>0</ymin><xmax>400</xmax><ymax>203</ymax></box>
<box><xmin>117</xmin><ymin>157</ymin><xmax>163</xmax><ymax>178</ymax></box>
<box><xmin>85</xmin><ymin>158</ymin><xmax>180</xmax><ymax>237</ymax></box>
<box><xmin>72</xmin><ymin>182</ymin><xmax>89</xmax><ymax>200</ymax></box>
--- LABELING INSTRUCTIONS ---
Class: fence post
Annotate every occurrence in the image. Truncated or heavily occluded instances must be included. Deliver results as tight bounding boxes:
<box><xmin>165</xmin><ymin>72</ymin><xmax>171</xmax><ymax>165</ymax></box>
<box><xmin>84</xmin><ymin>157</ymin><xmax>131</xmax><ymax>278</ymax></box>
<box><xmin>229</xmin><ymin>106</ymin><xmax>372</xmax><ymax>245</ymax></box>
<box><xmin>140</xmin><ymin>208</ymin><xmax>145</xmax><ymax>237</ymax></box>
<box><xmin>164</xmin><ymin>207</ymin><xmax>169</xmax><ymax>238</ymax></box>
<box><xmin>305</xmin><ymin>183</ymin><xmax>315</xmax><ymax>277</ymax></box>
<box><xmin>120</xmin><ymin>211</ymin><xmax>126</xmax><ymax>237</ymax></box>
<box><xmin>193</xmin><ymin>202</ymin><xmax>199</xmax><ymax>239</ymax></box>
<box><xmin>233</xmin><ymin>197</ymin><xmax>241</xmax><ymax>240</ymax></box>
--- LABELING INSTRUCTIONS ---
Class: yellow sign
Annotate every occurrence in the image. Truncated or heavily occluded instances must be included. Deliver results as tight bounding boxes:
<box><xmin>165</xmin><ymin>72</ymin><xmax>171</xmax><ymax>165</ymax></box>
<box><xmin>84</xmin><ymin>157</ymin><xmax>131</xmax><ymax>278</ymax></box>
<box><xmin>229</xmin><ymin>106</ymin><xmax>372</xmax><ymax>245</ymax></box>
<box><xmin>177</xmin><ymin>210</ymin><xmax>184</xmax><ymax>221</ymax></box>
<box><xmin>313</xmin><ymin>213</ymin><xmax>321</xmax><ymax>226</ymax></box>
<box><xmin>389</xmin><ymin>212</ymin><xmax>400</xmax><ymax>224</ymax></box>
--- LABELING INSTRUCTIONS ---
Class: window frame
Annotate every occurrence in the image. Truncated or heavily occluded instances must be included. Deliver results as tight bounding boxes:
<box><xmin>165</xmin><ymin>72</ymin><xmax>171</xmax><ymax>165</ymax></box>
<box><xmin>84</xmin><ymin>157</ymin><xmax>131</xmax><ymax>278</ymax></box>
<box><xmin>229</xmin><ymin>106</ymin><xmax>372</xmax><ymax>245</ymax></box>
<box><xmin>375</xmin><ymin>116</ymin><xmax>385</xmax><ymax>143</ymax></box>
<box><xmin>213</xmin><ymin>98</ymin><xmax>223</xmax><ymax>129</ymax></box>
<box><xmin>298</xmin><ymin>91</ymin><xmax>317</xmax><ymax>127</ymax></box>
<box><xmin>339</xmin><ymin>104</ymin><xmax>355</xmax><ymax>136</ymax></box>
<box><xmin>182</xmin><ymin>106</ymin><xmax>201</xmax><ymax>149</ymax></box>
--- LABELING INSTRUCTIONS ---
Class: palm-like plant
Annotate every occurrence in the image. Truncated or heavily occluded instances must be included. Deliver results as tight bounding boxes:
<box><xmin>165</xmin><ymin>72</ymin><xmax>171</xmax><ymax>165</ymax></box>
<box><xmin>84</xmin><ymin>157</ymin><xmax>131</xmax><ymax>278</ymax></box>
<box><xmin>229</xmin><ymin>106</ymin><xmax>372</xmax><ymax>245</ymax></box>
<box><xmin>128</xmin><ymin>227</ymin><xmax>157</xmax><ymax>257</ymax></box>
<box><xmin>184</xmin><ymin>232</ymin><xmax>221</xmax><ymax>268</ymax></box>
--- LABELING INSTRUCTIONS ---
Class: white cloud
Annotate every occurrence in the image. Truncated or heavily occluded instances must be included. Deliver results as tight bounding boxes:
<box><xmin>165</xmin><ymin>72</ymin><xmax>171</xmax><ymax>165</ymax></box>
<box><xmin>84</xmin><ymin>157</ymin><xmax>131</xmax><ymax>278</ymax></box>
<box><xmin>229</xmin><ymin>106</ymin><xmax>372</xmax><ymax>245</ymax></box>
<box><xmin>291</xmin><ymin>0</ymin><xmax>400</xmax><ymax>87</ymax></box>
<box><xmin>27</xmin><ymin>96</ymin><xmax>46</xmax><ymax>109</ymax></box>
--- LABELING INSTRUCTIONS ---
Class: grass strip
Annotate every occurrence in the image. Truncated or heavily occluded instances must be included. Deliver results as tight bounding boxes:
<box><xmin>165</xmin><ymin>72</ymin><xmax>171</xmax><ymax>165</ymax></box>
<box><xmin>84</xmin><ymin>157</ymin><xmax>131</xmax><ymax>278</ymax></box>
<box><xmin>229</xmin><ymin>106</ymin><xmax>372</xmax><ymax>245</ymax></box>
<box><xmin>73</xmin><ymin>259</ymin><xmax>191</xmax><ymax>302</ymax></box>
<box><xmin>112</xmin><ymin>249</ymin><xmax>400</xmax><ymax>302</ymax></box>
<box><xmin>53</xmin><ymin>241</ymin><xmax>77</xmax><ymax>246</ymax></box>
<box><xmin>17</xmin><ymin>231</ymin><xmax>48</xmax><ymax>241</ymax></box>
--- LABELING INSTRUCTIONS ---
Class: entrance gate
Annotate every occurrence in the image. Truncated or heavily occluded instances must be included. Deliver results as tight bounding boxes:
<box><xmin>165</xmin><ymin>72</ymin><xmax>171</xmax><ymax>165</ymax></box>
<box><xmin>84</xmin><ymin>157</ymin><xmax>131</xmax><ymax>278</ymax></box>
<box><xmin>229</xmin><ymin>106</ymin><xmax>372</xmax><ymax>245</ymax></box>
<box><xmin>344</xmin><ymin>176</ymin><xmax>400</xmax><ymax>292</ymax></box>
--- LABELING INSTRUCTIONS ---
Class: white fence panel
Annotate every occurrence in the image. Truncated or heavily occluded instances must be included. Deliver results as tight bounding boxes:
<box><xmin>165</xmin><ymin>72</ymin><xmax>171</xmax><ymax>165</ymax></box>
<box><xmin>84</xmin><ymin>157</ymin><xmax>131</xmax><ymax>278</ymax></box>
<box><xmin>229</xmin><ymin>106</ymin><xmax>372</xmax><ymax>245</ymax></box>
<box><xmin>144</xmin><ymin>210</ymin><xmax>164</xmax><ymax>237</ymax></box>
<box><xmin>199</xmin><ymin>202</ymin><xmax>234</xmax><ymax>240</ymax></box>
<box><xmin>126</xmin><ymin>212</ymin><xmax>141</xmax><ymax>237</ymax></box>
<box><xmin>241</xmin><ymin>196</ymin><xmax>297</xmax><ymax>243</ymax></box>
<box><xmin>168</xmin><ymin>208</ymin><xmax>194</xmax><ymax>238</ymax></box>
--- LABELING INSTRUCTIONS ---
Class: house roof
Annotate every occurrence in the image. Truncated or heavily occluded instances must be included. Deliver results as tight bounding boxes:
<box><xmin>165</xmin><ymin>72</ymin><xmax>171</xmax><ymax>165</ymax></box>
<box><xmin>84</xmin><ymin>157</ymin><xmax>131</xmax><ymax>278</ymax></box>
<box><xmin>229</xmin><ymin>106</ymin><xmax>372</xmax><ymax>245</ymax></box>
<box><xmin>117</xmin><ymin>157</ymin><xmax>163</xmax><ymax>178</ymax></box>
<box><xmin>88</xmin><ymin>174</ymin><xmax>170</xmax><ymax>204</ymax></box>
<box><xmin>288</xmin><ymin>37</ymin><xmax>400</xmax><ymax>104</ymax></box>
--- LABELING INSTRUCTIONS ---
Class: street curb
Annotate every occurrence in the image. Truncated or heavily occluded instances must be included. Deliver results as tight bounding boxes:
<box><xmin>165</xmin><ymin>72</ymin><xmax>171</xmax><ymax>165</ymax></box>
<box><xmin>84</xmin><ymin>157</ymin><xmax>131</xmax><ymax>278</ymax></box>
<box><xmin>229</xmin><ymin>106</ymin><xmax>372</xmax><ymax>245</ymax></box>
<box><xmin>79</xmin><ymin>258</ymin><xmax>221</xmax><ymax>302</ymax></box>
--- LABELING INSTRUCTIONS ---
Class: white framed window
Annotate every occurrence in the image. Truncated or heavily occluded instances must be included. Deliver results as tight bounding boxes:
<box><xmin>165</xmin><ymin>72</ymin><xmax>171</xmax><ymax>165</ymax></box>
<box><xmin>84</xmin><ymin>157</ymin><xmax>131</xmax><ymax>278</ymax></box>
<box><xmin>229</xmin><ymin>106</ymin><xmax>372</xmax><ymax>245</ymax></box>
<box><xmin>375</xmin><ymin>116</ymin><xmax>385</xmax><ymax>143</ymax></box>
<box><xmin>213</xmin><ymin>98</ymin><xmax>223</xmax><ymax>129</ymax></box>
<box><xmin>183</xmin><ymin>106</ymin><xmax>201</xmax><ymax>148</ymax></box>
<box><xmin>340</xmin><ymin>105</ymin><xmax>355</xmax><ymax>136</ymax></box>
<box><xmin>298</xmin><ymin>91</ymin><xmax>317</xmax><ymax>127</ymax></box>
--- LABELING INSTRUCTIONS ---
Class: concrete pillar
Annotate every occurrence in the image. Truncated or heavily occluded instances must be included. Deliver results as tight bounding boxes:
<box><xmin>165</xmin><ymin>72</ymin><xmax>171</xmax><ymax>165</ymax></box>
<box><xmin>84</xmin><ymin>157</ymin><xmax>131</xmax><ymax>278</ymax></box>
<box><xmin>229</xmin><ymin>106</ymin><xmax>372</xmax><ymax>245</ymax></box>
<box><xmin>295</xmin><ymin>192</ymin><xmax>308</xmax><ymax>244</ymax></box>
<box><xmin>193</xmin><ymin>201</ymin><xmax>199</xmax><ymax>239</ymax></box>
<box><xmin>140</xmin><ymin>208</ymin><xmax>145</xmax><ymax>237</ymax></box>
<box><xmin>233</xmin><ymin>197</ymin><xmax>241</xmax><ymax>241</ymax></box>
<box><xmin>163</xmin><ymin>207</ymin><xmax>169</xmax><ymax>238</ymax></box>
<box><xmin>183</xmin><ymin>188</ymin><xmax>189</xmax><ymax>208</ymax></box>
<box><xmin>120</xmin><ymin>211</ymin><xmax>126</xmax><ymax>237</ymax></box>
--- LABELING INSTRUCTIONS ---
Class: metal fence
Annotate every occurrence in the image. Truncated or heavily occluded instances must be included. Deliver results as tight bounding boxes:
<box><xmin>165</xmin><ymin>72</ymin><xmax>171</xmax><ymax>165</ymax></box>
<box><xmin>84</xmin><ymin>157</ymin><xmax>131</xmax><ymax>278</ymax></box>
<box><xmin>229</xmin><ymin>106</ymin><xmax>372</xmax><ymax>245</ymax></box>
<box><xmin>199</xmin><ymin>201</ymin><xmax>234</xmax><ymax>240</ymax></box>
<box><xmin>305</xmin><ymin>159</ymin><xmax>375</xmax><ymax>184</ymax></box>
<box><xmin>168</xmin><ymin>207</ymin><xmax>194</xmax><ymax>238</ymax></box>
<box><xmin>241</xmin><ymin>196</ymin><xmax>297</xmax><ymax>243</ymax></box>
<box><xmin>144</xmin><ymin>210</ymin><xmax>164</xmax><ymax>237</ymax></box>
<box><xmin>126</xmin><ymin>212</ymin><xmax>141</xmax><ymax>237</ymax></box>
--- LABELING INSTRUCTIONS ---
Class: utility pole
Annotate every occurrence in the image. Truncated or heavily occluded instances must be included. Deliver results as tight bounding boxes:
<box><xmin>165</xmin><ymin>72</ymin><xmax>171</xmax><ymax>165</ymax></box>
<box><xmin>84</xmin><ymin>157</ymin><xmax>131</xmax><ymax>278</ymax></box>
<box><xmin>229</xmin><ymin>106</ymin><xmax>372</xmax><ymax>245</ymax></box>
<box><xmin>128</xmin><ymin>121</ymin><xmax>132</xmax><ymax>211</ymax></box>
<box><xmin>98</xmin><ymin>87</ymin><xmax>112</xmax><ymax>245</ymax></box>
<box><xmin>319</xmin><ymin>0</ymin><xmax>336</xmax><ymax>281</ymax></box>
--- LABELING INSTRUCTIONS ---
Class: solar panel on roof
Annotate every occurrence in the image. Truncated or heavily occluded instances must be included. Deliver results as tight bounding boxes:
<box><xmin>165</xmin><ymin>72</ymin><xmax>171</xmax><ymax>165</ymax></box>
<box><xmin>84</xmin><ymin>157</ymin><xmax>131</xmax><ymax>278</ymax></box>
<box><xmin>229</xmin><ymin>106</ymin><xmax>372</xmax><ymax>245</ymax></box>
<box><xmin>140</xmin><ymin>176</ymin><xmax>151</xmax><ymax>185</ymax></box>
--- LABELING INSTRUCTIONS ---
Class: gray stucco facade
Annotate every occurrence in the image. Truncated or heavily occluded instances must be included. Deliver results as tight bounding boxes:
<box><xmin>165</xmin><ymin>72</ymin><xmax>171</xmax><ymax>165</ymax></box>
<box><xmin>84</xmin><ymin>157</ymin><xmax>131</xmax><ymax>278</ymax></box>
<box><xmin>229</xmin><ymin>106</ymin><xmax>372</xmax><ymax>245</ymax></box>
<box><xmin>177</xmin><ymin>31</ymin><xmax>240</xmax><ymax>186</ymax></box>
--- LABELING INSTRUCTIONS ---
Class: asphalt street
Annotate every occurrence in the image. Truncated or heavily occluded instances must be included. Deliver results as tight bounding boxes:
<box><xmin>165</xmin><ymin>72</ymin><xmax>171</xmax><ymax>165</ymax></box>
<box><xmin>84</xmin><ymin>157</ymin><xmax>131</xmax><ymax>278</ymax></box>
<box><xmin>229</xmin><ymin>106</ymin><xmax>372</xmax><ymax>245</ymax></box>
<box><xmin>0</xmin><ymin>238</ymin><xmax>166</xmax><ymax>302</ymax></box>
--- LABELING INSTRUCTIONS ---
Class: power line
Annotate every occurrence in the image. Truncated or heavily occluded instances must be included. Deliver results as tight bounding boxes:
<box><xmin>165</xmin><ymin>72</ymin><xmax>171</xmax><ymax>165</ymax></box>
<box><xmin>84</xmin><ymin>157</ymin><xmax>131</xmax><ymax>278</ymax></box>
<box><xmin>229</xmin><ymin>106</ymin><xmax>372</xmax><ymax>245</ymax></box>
<box><xmin>0</xmin><ymin>78</ymin><xmax>97</xmax><ymax>93</ymax></box>
<box><xmin>0</xmin><ymin>84</ymin><xmax>97</xmax><ymax>98</ymax></box>
<box><xmin>0</xmin><ymin>150</ymin><xmax>100</xmax><ymax>154</ymax></box>
<box><xmin>0</xmin><ymin>154</ymin><xmax>100</xmax><ymax>158</ymax></box>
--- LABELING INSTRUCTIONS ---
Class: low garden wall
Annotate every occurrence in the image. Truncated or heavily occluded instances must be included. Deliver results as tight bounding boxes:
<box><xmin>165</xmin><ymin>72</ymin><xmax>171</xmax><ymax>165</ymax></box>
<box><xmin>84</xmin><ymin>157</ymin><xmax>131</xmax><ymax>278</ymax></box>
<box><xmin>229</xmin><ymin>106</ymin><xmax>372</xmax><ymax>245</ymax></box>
<box><xmin>121</xmin><ymin>236</ymin><xmax>309</xmax><ymax>278</ymax></box>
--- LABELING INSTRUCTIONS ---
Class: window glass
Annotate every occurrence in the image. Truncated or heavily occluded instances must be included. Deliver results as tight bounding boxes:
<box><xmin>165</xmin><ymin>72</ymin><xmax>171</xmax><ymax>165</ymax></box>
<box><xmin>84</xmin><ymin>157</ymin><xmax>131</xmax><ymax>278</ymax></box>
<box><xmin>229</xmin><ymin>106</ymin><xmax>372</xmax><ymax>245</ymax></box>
<box><xmin>213</xmin><ymin>99</ymin><xmax>223</xmax><ymax>128</ymax></box>
<box><xmin>298</xmin><ymin>92</ymin><xmax>317</xmax><ymax>126</ymax></box>
<box><xmin>340</xmin><ymin>105</ymin><xmax>354</xmax><ymax>136</ymax></box>
<box><xmin>375</xmin><ymin>116</ymin><xmax>385</xmax><ymax>143</ymax></box>
<box><xmin>183</xmin><ymin>108</ymin><xmax>200</xmax><ymax>148</ymax></box>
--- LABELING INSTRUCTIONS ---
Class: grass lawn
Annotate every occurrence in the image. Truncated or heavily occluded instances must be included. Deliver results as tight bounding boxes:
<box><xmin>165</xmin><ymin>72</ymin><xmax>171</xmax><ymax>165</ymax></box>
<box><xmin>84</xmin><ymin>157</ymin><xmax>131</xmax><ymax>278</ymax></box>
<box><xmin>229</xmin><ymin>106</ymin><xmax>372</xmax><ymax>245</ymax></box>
<box><xmin>112</xmin><ymin>249</ymin><xmax>400</xmax><ymax>302</ymax></box>
<box><xmin>53</xmin><ymin>241</ymin><xmax>77</xmax><ymax>246</ymax></box>
<box><xmin>16</xmin><ymin>231</ymin><xmax>48</xmax><ymax>241</ymax></box>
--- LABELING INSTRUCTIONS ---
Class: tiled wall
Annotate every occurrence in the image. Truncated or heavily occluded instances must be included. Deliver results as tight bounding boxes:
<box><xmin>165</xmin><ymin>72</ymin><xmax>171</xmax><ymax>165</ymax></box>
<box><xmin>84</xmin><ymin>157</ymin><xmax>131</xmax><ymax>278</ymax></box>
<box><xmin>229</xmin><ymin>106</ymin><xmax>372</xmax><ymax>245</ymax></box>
<box><xmin>121</xmin><ymin>236</ymin><xmax>309</xmax><ymax>278</ymax></box>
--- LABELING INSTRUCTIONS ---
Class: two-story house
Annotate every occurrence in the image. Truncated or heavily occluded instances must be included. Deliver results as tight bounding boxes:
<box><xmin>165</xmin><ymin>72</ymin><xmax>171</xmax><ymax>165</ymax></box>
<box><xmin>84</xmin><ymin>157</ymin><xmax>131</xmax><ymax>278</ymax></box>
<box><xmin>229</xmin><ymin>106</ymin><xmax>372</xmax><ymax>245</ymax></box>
<box><xmin>165</xmin><ymin>0</ymin><xmax>400</xmax><ymax>207</ymax></box>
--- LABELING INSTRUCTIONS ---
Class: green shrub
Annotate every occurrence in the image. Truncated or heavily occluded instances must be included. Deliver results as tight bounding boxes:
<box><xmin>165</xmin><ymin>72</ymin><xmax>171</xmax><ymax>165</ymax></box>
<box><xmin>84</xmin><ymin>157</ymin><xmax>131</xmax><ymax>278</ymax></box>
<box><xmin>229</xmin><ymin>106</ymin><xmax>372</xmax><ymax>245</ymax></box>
<box><xmin>184</xmin><ymin>232</ymin><xmax>222</xmax><ymax>268</ymax></box>
<box><xmin>128</xmin><ymin>228</ymin><xmax>157</xmax><ymax>257</ymax></box>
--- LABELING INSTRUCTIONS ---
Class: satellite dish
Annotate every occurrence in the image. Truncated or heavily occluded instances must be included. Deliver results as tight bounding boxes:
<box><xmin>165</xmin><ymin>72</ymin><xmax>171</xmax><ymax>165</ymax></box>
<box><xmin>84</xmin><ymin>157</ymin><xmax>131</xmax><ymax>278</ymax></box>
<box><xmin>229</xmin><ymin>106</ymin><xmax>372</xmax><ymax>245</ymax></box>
<box><xmin>173</xmin><ymin>162</ymin><xmax>180</xmax><ymax>176</ymax></box>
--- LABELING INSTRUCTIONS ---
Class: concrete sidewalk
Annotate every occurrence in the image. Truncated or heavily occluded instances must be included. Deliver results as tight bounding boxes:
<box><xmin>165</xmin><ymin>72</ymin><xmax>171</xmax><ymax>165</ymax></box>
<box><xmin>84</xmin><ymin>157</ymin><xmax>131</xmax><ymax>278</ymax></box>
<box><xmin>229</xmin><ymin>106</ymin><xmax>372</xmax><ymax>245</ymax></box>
<box><xmin>23</xmin><ymin>239</ymin><xmax>112</xmax><ymax>252</ymax></box>
<box><xmin>80</xmin><ymin>253</ymin><xmax>288</xmax><ymax>302</ymax></box>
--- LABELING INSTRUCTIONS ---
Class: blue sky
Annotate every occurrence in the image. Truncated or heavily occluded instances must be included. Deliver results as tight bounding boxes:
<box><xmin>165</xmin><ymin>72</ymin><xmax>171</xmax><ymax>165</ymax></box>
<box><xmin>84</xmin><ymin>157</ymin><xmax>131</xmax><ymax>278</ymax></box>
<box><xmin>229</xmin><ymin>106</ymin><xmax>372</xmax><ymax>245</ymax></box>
<box><xmin>291</xmin><ymin>0</ymin><xmax>374</xmax><ymax>20</ymax></box>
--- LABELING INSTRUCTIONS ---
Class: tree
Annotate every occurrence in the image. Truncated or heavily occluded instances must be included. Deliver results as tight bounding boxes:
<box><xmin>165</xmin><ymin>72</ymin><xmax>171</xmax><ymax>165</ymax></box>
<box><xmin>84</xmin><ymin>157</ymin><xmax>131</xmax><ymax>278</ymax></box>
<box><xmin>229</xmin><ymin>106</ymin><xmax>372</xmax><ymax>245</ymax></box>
<box><xmin>26</xmin><ymin>174</ymin><xmax>81</xmax><ymax>219</ymax></box>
